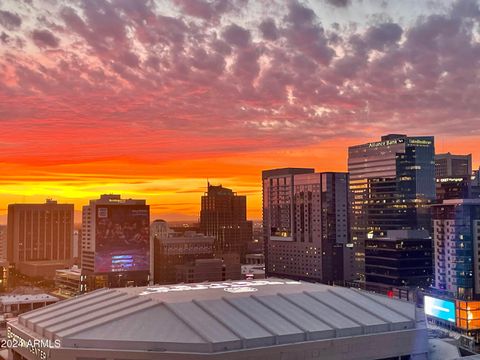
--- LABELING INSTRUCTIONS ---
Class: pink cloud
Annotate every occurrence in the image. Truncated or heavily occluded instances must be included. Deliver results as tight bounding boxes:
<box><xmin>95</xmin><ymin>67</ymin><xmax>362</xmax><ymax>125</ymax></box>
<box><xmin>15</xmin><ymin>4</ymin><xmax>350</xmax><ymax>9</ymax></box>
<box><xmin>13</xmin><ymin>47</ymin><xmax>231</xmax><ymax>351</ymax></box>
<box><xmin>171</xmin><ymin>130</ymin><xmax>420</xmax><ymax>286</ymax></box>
<box><xmin>0</xmin><ymin>0</ymin><xmax>478</xmax><ymax>169</ymax></box>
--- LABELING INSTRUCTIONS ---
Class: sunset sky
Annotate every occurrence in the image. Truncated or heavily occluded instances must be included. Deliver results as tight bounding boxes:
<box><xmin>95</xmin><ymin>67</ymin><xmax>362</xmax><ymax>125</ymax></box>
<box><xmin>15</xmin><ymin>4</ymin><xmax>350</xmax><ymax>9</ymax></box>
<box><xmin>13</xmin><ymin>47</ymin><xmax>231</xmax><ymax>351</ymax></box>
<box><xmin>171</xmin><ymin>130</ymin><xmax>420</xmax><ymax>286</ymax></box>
<box><xmin>0</xmin><ymin>0</ymin><xmax>479</xmax><ymax>223</ymax></box>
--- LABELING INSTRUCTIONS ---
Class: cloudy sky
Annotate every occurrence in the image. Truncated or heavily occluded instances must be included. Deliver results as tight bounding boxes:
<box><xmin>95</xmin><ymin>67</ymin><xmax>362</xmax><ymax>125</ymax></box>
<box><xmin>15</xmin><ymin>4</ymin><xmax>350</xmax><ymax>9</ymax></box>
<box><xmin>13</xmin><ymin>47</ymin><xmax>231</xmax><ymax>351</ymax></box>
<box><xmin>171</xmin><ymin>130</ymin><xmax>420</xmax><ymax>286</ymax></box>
<box><xmin>0</xmin><ymin>0</ymin><xmax>479</xmax><ymax>222</ymax></box>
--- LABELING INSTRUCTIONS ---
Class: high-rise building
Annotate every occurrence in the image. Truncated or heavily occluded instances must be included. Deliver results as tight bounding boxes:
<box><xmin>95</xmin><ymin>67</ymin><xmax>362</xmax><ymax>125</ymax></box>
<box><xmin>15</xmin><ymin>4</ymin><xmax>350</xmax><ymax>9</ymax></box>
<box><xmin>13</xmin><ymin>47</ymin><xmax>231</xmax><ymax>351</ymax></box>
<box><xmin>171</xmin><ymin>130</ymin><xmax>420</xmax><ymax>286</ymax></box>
<box><xmin>435</xmin><ymin>153</ymin><xmax>479</xmax><ymax>203</ymax></box>
<box><xmin>150</xmin><ymin>219</ymin><xmax>171</xmax><ymax>241</ymax></box>
<box><xmin>435</xmin><ymin>152</ymin><xmax>472</xmax><ymax>178</ymax></box>
<box><xmin>200</xmin><ymin>184</ymin><xmax>252</xmax><ymax>261</ymax></box>
<box><xmin>153</xmin><ymin>230</ymin><xmax>215</xmax><ymax>284</ymax></box>
<box><xmin>175</xmin><ymin>258</ymin><xmax>241</xmax><ymax>283</ymax></box>
<box><xmin>474</xmin><ymin>167</ymin><xmax>480</xmax><ymax>182</ymax></box>
<box><xmin>262</xmin><ymin>169</ymin><xmax>354</xmax><ymax>283</ymax></box>
<box><xmin>0</xmin><ymin>225</ymin><xmax>6</xmax><ymax>262</ymax></box>
<box><xmin>436</xmin><ymin>176</ymin><xmax>472</xmax><ymax>202</ymax></box>
<box><xmin>365</xmin><ymin>229</ymin><xmax>432</xmax><ymax>289</ymax></box>
<box><xmin>0</xmin><ymin>261</ymin><xmax>8</xmax><ymax>292</ymax></box>
<box><xmin>0</xmin><ymin>226</ymin><xmax>8</xmax><ymax>291</ymax></box>
<box><xmin>81</xmin><ymin>195</ymin><xmax>149</xmax><ymax>291</ymax></box>
<box><xmin>7</xmin><ymin>200</ymin><xmax>73</xmax><ymax>272</ymax></box>
<box><xmin>432</xmin><ymin>199</ymin><xmax>480</xmax><ymax>300</ymax></box>
<box><xmin>150</xmin><ymin>219</ymin><xmax>171</xmax><ymax>282</ymax></box>
<box><xmin>348</xmin><ymin>134</ymin><xmax>435</xmax><ymax>287</ymax></box>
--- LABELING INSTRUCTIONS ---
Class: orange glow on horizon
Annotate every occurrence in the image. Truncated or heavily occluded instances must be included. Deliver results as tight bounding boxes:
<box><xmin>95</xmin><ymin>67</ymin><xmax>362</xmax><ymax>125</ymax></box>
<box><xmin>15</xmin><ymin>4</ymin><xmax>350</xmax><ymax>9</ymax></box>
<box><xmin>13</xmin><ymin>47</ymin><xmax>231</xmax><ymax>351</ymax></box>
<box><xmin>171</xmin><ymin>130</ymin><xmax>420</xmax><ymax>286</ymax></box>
<box><xmin>0</xmin><ymin>135</ymin><xmax>478</xmax><ymax>225</ymax></box>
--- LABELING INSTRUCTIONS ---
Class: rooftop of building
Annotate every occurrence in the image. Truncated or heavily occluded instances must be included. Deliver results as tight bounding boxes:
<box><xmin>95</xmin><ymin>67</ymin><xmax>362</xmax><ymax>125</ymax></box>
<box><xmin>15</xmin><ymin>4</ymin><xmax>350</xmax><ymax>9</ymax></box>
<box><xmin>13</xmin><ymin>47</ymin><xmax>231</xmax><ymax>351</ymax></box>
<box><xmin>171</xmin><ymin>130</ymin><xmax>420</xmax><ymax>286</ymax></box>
<box><xmin>436</xmin><ymin>198</ymin><xmax>480</xmax><ymax>206</ymax></box>
<box><xmin>373</xmin><ymin>229</ymin><xmax>431</xmax><ymax>240</ymax></box>
<box><xmin>0</xmin><ymin>294</ymin><xmax>58</xmax><ymax>305</ymax></box>
<box><xmin>262</xmin><ymin>167</ymin><xmax>315</xmax><ymax>178</ymax></box>
<box><xmin>13</xmin><ymin>279</ymin><xmax>422</xmax><ymax>354</ymax></box>
<box><xmin>160</xmin><ymin>231</ymin><xmax>214</xmax><ymax>244</ymax></box>
<box><xmin>18</xmin><ymin>260</ymin><xmax>70</xmax><ymax>266</ymax></box>
<box><xmin>245</xmin><ymin>253</ymin><xmax>264</xmax><ymax>259</ymax></box>
<box><xmin>88</xmin><ymin>194</ymin><xmax>146</xmax><ymax>205</ymax></box>
<box><xmin>349</xmin><ymin>134</ymin><xmax>434</xmax><ymax>151</ymax></box>
<box><xmin>7</xmin><ymin>200</ymin><xmax>73</xmax><ymax>208</ymax></box>
<box><xmin>55</xmin><ymin>266</ymin><xmax>81</xmax><ymax>275</ymax></box>
<box><xmin>205</xmin><ymin>183</ymin><xmax>234</xmax><ymax>196</ymax></box>
<box><xmin>381</xmin><ymin>133</ymin><xmax>407</xmax><ymax>140</ymax></box>
<box><xmin>435</xmin><ymin>152</ymin><xmax>472</xmax><ymax>158</ymax></box>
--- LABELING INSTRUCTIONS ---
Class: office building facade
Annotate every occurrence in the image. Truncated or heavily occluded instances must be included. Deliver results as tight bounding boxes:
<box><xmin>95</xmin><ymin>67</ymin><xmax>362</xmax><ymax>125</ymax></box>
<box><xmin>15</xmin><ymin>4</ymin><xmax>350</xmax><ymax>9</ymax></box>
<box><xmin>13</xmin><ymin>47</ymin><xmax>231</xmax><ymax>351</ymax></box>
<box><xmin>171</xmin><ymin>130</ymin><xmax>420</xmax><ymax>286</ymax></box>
<box><xmin>81</xmin><ymin>195</ymin><xmax>150</xmax><ymax>290</ymax></box>
<box><xmin>435</xmin><ymin>152</ymin><xmax>472</xmax><ymax>178</ymax></box>
<box><xmin>0</xmin><ymin>225</ymin><xmax>6</xmax><ymax>262</ymax></box>
<box><xmin>7</xmin><ymin>200</ymin><xmax>73</xmax><ymax>267</ymax></box>
<box><xmin>153</xmin><ymin>230</ymin><xmax>215</xmax><ymax>284</ymax></box>
<box><xmin>262</xmin><ymin>169</ymin><xmax>354</xmax><ymax>283</ymax></box>
<box><xmin>348</xmin><ymin>134</ymin><xmax>435</xmax><ymax>287</ymax></box>
<box><xmin>432</xmin><ymin>199</ymin><xmax>480</xmax><ymax>300</ymax></box>
<box><xmin>365</xmin><ymin>229</ymin><xmax>432</xmax><ymax>289</ymax></box>
<box><xmin>175</xmin><ymin>258</ymin><xmax>241</xmax><ymax>283</ymax></box>
<box><xmin>200</xmin><ymin>184</ymin><xmax>252</xmax><ymax>261</ymax></box>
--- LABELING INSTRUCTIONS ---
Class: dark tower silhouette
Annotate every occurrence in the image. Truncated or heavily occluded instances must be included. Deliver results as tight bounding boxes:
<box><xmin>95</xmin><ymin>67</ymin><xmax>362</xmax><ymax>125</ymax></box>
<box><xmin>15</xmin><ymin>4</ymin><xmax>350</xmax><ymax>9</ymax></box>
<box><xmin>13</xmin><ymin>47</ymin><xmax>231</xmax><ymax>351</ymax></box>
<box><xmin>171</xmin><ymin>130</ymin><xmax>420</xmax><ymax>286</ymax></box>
<box><xmin>200</xmin><ymin>184</ymin><xmax>252</xmax><ymax>262</ymax></box>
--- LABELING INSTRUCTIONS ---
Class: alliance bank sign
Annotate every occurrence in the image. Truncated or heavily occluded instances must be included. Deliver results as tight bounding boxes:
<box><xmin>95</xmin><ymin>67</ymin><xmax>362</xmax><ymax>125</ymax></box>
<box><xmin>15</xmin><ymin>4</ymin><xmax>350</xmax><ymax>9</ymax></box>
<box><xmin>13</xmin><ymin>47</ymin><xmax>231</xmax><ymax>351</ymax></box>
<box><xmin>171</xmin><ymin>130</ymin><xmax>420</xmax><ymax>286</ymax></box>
<box><xmin>368</xmin><ymin>138</ymin><xmax>405</xmax><ymax>148</ymax></box>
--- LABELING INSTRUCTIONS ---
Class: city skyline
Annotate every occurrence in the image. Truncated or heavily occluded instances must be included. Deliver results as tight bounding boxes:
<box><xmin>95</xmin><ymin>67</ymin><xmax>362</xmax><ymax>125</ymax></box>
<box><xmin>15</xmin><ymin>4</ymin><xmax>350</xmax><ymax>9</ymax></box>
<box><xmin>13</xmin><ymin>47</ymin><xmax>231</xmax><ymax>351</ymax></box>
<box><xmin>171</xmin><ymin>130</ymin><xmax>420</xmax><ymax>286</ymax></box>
<box><xmin>1</xmin><ymin>0</ymin><xmax>480</xmax><ymax>223</ymax></box>
<box><xmin>0</xmin><ymin>133</ymin><xmax>476</xmax><ymax>224</ymax></box>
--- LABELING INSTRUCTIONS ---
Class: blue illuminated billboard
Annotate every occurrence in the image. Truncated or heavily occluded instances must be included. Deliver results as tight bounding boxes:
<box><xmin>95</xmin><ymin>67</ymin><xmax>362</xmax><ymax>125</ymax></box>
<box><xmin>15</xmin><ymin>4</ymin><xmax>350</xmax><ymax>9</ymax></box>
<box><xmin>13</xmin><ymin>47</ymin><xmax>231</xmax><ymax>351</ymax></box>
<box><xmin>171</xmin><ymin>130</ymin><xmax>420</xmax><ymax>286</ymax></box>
<box><xmin>424</xmin><ymin>296</ymin><xmax>455</xmax><ymax>323</ymax></box>
<box><xmin>95</xmin><ymin>205</ymin><xmax>150</xmax><ymax>273</ymax></box>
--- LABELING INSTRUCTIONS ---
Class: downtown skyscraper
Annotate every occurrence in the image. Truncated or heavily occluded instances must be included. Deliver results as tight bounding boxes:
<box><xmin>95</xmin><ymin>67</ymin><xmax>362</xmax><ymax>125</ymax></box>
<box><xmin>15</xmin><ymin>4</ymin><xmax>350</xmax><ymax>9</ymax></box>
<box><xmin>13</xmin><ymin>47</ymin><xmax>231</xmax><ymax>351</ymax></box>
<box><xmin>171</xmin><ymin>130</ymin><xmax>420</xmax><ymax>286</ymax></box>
<box><xmin>348</xmin><ymin>134</ymin><xmax>435</xmax><ymax>290</ymax></box>
<box><xmin>432</xmin><ymin>199</ymin><xmax>480</xmax><ymax>300</ymax></box>
<box><xmin>434</xmin><ymin>152</ymin><xmax>479</xmax><ymax>203</ymax></box>
<box><xmin>435</xmin><ymin>152</ymin><xmax>472</xmax><ymax>178</ymax></box>
<box><xmin>262</xmin><ymin>169</ymin><xmax>354</xmax><ymax>283</ymax></box>
<box><xmin>200</xmin><ymin>184</ymin><xmax>252</xmax><ymax>261</ymax></box>
<box><xmin>7</xmin><ymin>200</ymin><xmax>74</xmax><ymax>264</ymax></box>
<box><xmin>81</xmin><ymin>194</ymin><xmax>150</xmax><ymax>291</ymax></box>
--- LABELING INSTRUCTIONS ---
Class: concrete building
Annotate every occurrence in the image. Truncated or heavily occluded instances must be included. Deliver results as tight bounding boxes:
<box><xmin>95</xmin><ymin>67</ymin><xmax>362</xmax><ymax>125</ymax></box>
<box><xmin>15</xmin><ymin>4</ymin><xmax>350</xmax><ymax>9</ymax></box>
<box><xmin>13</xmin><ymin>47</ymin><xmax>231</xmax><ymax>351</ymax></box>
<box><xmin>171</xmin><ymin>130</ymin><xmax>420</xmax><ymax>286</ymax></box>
<box><xmin>432</xmin><ymin>199</ymin><xmax>480</xmax><ymax>299</ymax></box>
<box><xmin>0</xmin><ymin>294</ymin><xmax>58</xmax><ymax>315</ymax></box>
<box><xmin>16</xmin><ymin>260</ymin><xmax>70</xmax><ymax>280</ymax></box>
<box><xmin>262</xmin><ymin>169</ymin><xmax>354</xmax><ymax>284</ymax></box>
<box><xmin>246</xmin><ymin>253</ymin><xmax>264</xmax><ymax>265</ymax></box>
<box><xmin>435</xmin><ymin>153</ymin><xmax>472</xmax><ymax>178</ymax></box>
<box><xmin>348</xmin><ymin>134</ymin><xmax>435</xmax><ymax>286</ymax></box>
<box><xmin>55</xmin><ymin>266</ymin><xmax>81</xmax><ymax>297</ymax></box>
<box><xmin>7</xmin><ymin>200</ymin><xmax>74</xmax><ymax>278</ymax></box>
<box><xmin>0</xmin><ymin>227</ymin><xmax>7</xmax><ymax>291</ymax></box>
<box><xmin>72</xmin><ymin>229</ymin><xmax>80</xmax><ymax>261</ymax></box>
<box><xmin>200</xmin><ymin>184</ymin><xmax>253</xmax><ymax>261</ymax></box>
<box><xmin>0</xmin><ymin>260</ymin><xmax>9</xmax><ymax>292</ymax></box>
<box><xmin>153</xmin><ymin>230</ymin><xmax>215</xmax><ymax>284</ymax></box>
<box><xmin>175</xmin><ymin>258</ymin><xmax>241</xmax><ymax>283</ymax></box>
<box><xmin>0</xmin><ymin>225</ymin><xmax>6</xmax><ymax>261</ymax></box>
<box><xmin>7</xmin><ymin>279</ymin><xmax>429</xmax><ymax>360</ymax></box>
<box><xmin>150</xmin><ymin>219</ymin><xmax>172</xmax><ymax>281</ymax></box>
<box><xmin>81</xmin><ymin>195</ymin><xmax>150</xmax><ymax>291</ymax></box>
<box><xmin>150</xmin><ymin>219</ymin><xmax>172</xmax><ymax>240</ymax></box>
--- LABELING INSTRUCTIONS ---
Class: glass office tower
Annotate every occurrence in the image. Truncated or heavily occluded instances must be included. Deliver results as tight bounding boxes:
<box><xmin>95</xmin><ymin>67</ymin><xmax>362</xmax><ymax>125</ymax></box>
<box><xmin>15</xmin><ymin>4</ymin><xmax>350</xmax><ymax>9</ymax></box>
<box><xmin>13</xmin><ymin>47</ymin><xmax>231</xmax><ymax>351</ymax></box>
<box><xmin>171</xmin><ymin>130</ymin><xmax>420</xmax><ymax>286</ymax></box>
<box><xmin>432</xmin><ymin>199</ymin><xmax>480</xmax><ymax>300</ymax></box>
<box><xmin>348</xmin><ymin>134</ymin><xmax>435</xmax><ymax>289</ymax></box>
